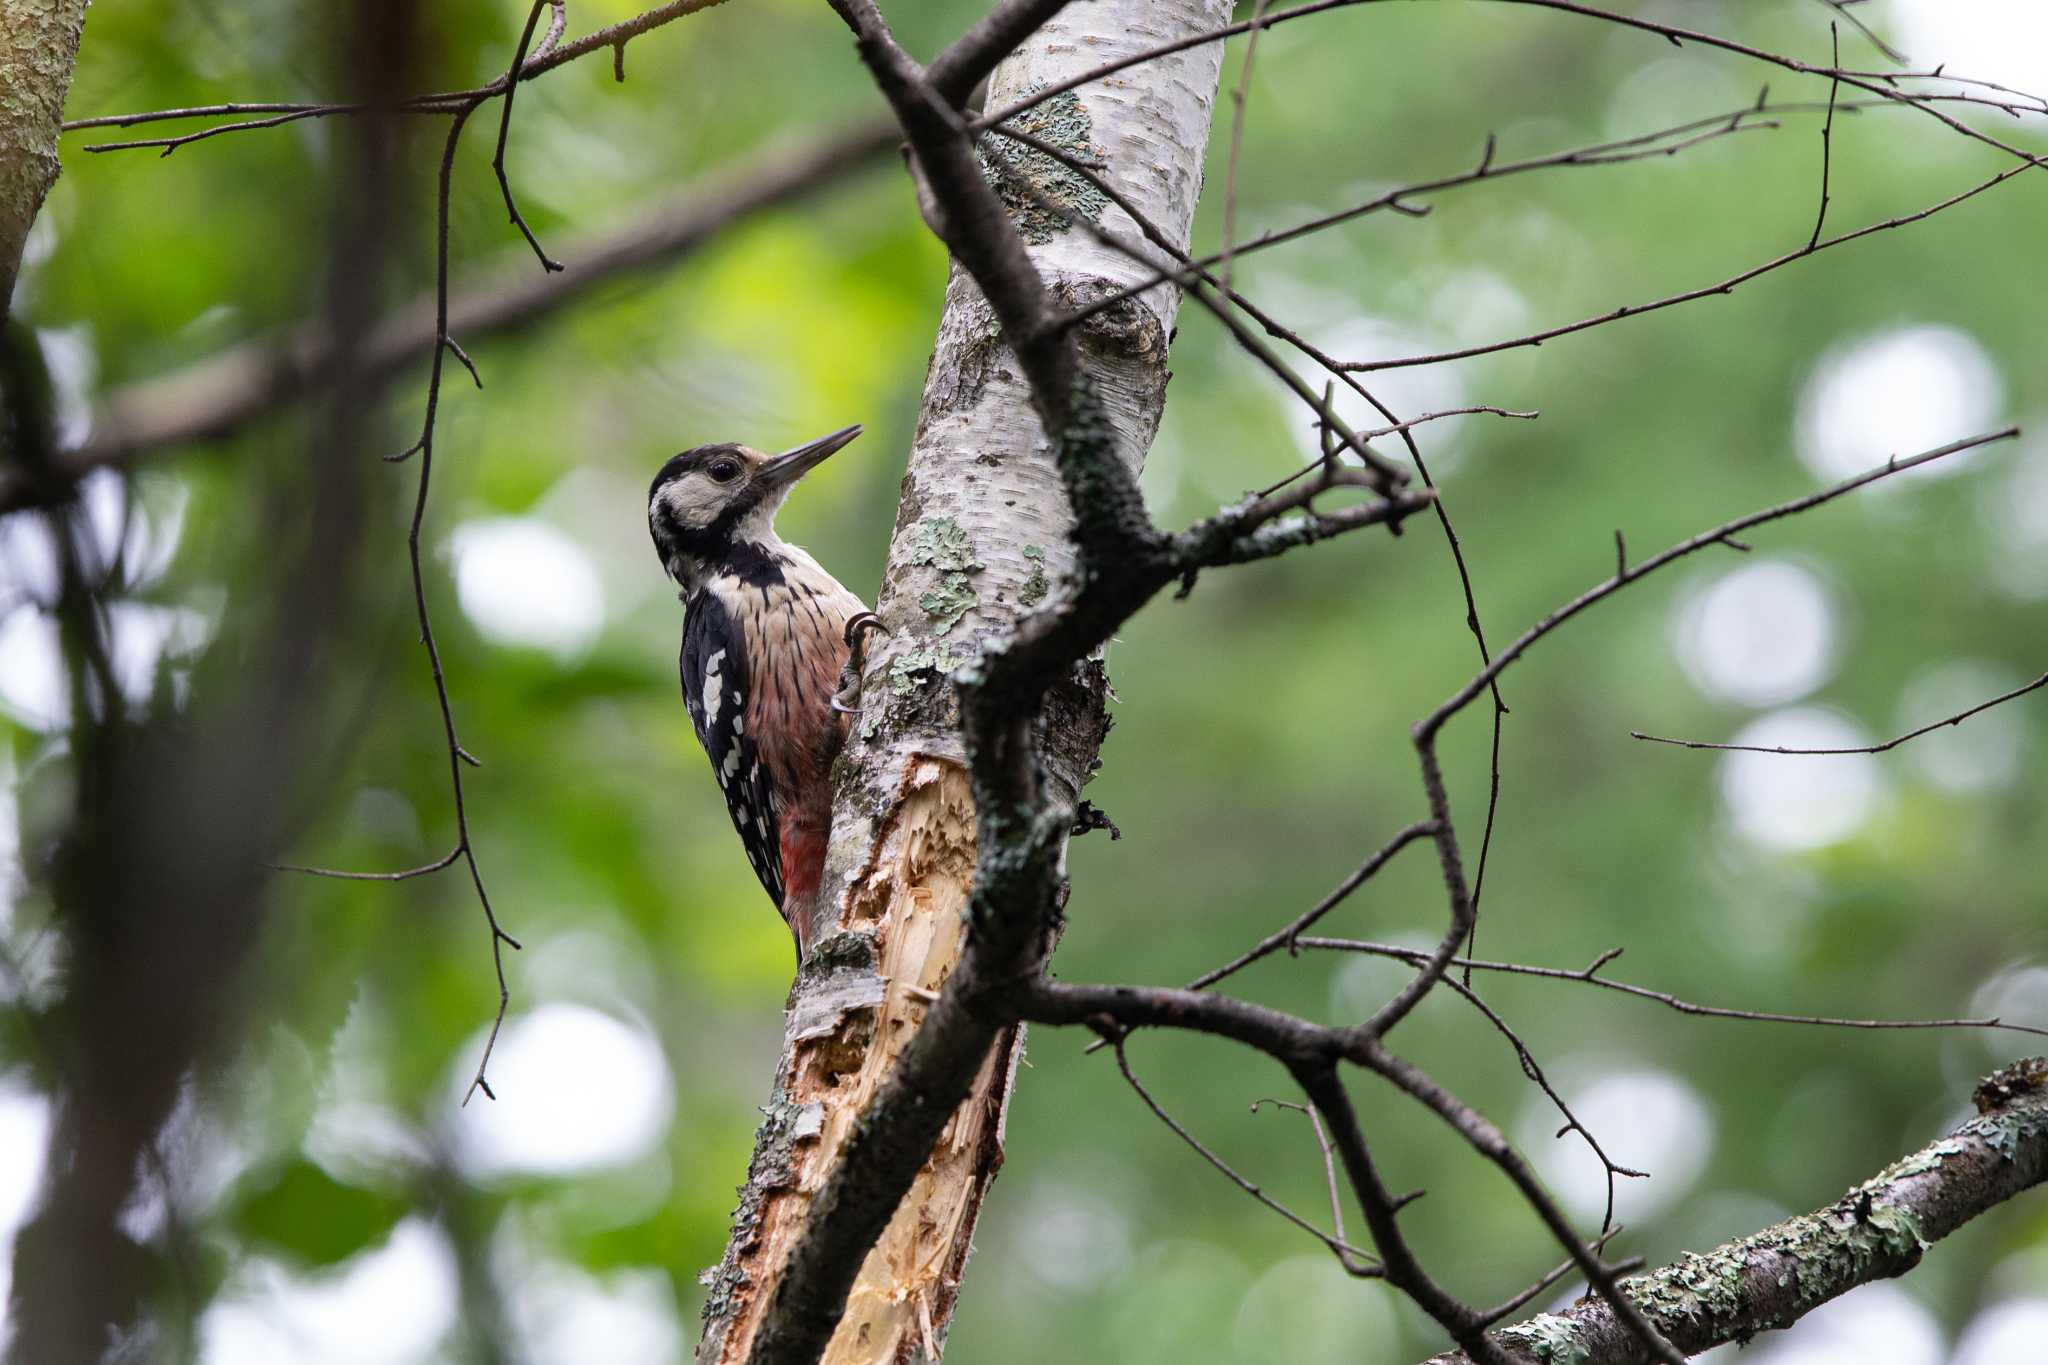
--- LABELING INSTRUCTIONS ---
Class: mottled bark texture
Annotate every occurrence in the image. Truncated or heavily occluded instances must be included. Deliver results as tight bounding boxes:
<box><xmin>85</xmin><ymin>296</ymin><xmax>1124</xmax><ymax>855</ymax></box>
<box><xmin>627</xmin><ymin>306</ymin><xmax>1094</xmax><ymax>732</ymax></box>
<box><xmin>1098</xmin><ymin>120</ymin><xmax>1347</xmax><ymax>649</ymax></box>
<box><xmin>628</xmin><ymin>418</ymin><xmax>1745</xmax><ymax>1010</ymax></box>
<box><xmin>0</xmin><ymin>0</ymin><xmax>87</xmax><ymax>321</ymax></box>
<box><xmin>1423</xmin><ymin>1059</ymin><xmax>2048</xmax><ymax>1365</ymax></box>
<box><xmin>694</xmin><ymin>3</ymin><xmax>1232</xmax><ymax>1361</ymax></box>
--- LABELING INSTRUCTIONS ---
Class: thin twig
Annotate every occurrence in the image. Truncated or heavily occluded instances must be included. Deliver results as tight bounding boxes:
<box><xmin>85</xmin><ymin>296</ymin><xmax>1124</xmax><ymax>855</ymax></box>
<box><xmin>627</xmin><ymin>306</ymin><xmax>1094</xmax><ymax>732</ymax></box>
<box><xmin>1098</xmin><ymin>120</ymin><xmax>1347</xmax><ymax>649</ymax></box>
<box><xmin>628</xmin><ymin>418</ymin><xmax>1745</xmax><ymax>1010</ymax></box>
<box><xmin>284</xmin><ymin>100</ymin><xmax>524</xmax><ymax>1104</ymax></box>
<box><xmin>1299</xmin><ymin>938</ymin><xmax>2048</xmax><ymax>1040</ymax></box>
<box><xmin>1418</xmin><ymin>429</ymin><xmax>2020</xmax><ymax>742</ymax></box>
<box><xmin>1110</xmin><ymin>1037</ymin><xmax>1381</xmax><ymax>1272</ymax></box>
<box><xmin>1058</xmin><ymin>98</ymin><xmax>1792</xmax><ymax>338</ymax></box>
<box><xmin>1249</xmin><ymin>1099</ymin><xmax>1357</xmax><ymax>1252</ymax></box>
<box><xmin>1808</xmin><ymin>24</ymin><xmax>1840</xmax><ymax>250</ymax></box>
<box><xmin>1632</xmin><ymin>670</ymin><xmax>2048</xmax><ymax>756</ymax></box>
<box><xmin>493</xmin><ymin>1</ymin><xmax>567</xmax><ymax>273</ymax></box>
<box><xmin>271</xmin><ymin>848</ymin><xmax>463</xmax><ymax>881</ymax></box>
<box><xmin>1218</xmin><ymin>0</ymin><xmax>1274</xmax><ymax>292</ymax></box>
<box><xmin>1193</xmin><ymin>820</ymin><xmax>1438</xmax><ymax>990</ymax></box>
<box><xmin>1477</xmin><ymin>1229</ymin><xmax>1637</xmax><ymax>1328</ymax></box>
<box><xmin>1346</xmin><ymin>159</ymin><xmax>2043</xmax><ymax>371</ymax></box>
<box><xmin>1809</xmin><ymin>0</ymin><xmax>1907</xmax><ymax>66</ymax></box>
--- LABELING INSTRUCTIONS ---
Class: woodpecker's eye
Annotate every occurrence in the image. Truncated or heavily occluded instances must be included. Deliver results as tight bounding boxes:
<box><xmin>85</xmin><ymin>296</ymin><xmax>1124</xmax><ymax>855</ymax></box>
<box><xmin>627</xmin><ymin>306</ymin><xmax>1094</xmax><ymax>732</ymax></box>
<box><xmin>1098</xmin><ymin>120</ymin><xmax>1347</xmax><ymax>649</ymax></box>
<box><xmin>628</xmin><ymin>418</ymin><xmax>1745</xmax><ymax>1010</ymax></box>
<box><xmin>708</xmin><ymin>458</ymin><xmax>743</xmax><ymax>484</ymax></box>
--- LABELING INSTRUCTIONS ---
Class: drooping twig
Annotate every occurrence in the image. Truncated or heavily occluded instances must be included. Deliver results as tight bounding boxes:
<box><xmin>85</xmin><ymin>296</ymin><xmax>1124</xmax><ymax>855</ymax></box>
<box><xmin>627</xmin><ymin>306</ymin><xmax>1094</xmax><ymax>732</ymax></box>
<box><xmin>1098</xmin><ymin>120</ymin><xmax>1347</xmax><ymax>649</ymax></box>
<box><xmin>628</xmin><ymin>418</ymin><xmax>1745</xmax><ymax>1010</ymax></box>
<box><xmin>277</xmin><ymin>101</ymin><xmax>522</xmax><ymax>1106</ymax></box>
<box><xmin>493</xmin><ymin>0</ymin><xmax>568</xmax><ymax>272</ymax></box>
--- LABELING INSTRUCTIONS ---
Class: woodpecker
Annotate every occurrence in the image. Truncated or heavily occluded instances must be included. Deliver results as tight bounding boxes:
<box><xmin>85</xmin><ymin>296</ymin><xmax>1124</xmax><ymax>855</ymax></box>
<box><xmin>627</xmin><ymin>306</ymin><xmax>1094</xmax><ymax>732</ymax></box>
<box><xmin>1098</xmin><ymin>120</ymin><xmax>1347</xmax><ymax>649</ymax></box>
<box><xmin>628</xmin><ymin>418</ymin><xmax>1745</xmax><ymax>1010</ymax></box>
<box><xmin>647</xmin><ymin>425</ymin><xmax>871</xmax><ymax>960</ymax></box>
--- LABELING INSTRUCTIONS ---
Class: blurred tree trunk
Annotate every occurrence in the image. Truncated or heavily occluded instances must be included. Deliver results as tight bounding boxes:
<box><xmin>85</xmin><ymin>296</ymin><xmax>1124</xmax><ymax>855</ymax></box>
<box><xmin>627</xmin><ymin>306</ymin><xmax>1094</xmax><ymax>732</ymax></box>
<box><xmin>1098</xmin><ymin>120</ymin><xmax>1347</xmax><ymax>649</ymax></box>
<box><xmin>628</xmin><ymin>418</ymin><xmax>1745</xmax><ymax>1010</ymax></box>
<box><xmin>693</xmin><ymin>3</ymin><xmax>1232</xmax><ymax>1361</ymax></box>
<box><xmin>4</xmin><ymin>7</ymin><xmax>418</xmax><ymax>1361</ymax></box>
<box><xmin>0</xmin><ymin>0</ymin><xmax>88</xmax><ymax>321</ymax></box>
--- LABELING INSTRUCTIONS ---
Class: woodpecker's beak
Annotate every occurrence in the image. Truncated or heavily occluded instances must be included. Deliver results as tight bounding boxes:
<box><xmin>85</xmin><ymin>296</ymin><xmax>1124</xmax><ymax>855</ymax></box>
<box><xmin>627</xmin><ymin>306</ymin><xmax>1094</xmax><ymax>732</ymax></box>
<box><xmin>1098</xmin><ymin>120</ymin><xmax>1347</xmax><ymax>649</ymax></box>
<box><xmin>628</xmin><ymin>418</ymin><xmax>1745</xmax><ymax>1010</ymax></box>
<box><xmin>756</xmin><ymin>424</ymin><xmax>862</xmax><ymax>491</ymax></box>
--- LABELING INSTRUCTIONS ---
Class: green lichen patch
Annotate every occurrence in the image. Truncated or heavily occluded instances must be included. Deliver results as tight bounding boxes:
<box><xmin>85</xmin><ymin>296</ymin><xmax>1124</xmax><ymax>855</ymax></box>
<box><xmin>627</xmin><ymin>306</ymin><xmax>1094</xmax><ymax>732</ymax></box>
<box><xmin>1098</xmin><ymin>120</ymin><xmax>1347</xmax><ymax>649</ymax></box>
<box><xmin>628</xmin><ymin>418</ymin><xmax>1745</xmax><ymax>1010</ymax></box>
<box><xmin>980</xmin><ymin>88</ymin><xmax>1109</xmax><ymax>244</ymax></box>
<box><xmin>1021</xmin><ymin>543</ymin><xmax>1050</xmax><ymax>606</ymax></box>
<box><xmin>889</xmin><ymin>641</ymin><xmax>973</xmax><ymax>696</ymax></box>
<box><xmin>1958</xmin><ymin>1109</ymin><xmax>2034</xmax><ymax>1161</ymax></box>
<box><xmin>1502</xmin><ymin>1314</ymin><xmax>1590</xmax><ymax>1365</ymax></box>
<box><xmin>920</xmin><ymin>571</ymin><xmax>979</xmax><ymax>630</ymax></box>
<box><xmin>910</xmin><ymin>516</ymin><xmax>985</xmax><ymax>574</ymax></box>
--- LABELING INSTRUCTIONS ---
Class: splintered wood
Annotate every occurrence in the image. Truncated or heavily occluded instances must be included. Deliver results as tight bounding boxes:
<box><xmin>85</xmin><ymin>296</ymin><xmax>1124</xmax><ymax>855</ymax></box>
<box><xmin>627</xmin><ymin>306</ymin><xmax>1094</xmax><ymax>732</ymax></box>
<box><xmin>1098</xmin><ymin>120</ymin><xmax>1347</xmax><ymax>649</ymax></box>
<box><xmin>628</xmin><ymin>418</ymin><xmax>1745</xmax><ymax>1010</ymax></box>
<box><xmin>713</xmin><ymin>758</ymin><xmax>1019</xmax><ymax>1365</ymax></box>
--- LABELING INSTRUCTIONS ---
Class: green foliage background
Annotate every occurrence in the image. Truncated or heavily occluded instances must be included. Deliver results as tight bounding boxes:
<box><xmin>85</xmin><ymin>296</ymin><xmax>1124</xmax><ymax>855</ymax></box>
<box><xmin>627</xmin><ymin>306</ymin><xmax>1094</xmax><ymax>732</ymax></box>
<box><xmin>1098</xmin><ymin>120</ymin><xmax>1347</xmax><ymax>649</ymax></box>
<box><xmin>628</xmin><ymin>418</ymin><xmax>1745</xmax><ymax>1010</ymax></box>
<box><xmin>7</xmin><ymin>0</ymin><xmax>2047</xmax><ymax>1360</ymax></box>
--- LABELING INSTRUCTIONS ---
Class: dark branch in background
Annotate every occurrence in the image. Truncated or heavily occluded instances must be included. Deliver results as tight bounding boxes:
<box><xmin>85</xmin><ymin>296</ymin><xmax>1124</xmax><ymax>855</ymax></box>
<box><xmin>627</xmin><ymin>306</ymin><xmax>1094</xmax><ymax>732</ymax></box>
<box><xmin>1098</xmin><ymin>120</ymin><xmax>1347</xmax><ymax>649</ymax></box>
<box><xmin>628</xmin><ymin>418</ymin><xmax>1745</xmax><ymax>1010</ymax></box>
<box><xmin>6</xmin><ymin>119</ymin><xmax>894</xmax><ymax>511</ymax></box>
<box><xmin>1631</xmin><ymin>669</ymin><xmax>2048</xmax><ymax>755</ymax></box>
<box><xmin>64</xmin><ymin>0</ymin><xmax>740</xmax><ymax>154</ymax></box>
<box><xmin>3</xmin><ymin>3</ymin><xmax>415</xmax><ymax>1356</ymax></box>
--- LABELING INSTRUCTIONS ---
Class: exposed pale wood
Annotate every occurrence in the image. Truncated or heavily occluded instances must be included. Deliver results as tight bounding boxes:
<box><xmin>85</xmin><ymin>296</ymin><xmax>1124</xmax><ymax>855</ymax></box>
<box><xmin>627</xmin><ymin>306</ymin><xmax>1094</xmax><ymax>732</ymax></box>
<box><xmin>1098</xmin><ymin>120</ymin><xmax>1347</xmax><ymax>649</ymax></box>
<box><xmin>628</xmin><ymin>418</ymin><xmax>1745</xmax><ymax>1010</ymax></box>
<box><xmin>701</xmin><ymin>761</ymin><xmax>1019</xmax><ymax>1365</ymax></box>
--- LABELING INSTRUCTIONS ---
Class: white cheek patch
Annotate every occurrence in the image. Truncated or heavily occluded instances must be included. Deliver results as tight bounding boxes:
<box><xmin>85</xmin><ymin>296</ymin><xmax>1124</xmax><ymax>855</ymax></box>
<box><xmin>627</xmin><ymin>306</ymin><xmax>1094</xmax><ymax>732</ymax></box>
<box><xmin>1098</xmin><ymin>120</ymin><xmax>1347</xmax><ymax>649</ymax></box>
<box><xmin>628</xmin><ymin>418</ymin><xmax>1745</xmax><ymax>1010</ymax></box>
<box><xmin>662</xmin><ymin>479</ymin><xmax>722</xmax><ymax>530</ymax></box>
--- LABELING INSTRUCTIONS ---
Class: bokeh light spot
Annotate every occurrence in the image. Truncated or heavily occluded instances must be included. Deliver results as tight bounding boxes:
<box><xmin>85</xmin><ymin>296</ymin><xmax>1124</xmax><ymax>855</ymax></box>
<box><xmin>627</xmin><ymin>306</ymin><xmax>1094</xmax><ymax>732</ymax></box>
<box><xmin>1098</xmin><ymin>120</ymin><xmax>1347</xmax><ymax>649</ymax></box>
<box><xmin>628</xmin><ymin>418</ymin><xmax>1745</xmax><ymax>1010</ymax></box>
<box><xmin>1888</xmin><ymin>1</ymin><xmax>2048</xmax><ymax>99</ymax></box>
<box><xmin>1233</xmin><ymin>1254</ymin><xmax>1396</xmax><ymax>1365</ymax></box>
<box><xmin>449</xmin><ymin>1004</ymin><xmax>674</xmax><ymax>1178</ymax></box>
<box><xmin>198</xmin><ymin>1218</ymin><xmax>458</xmax><ymax>1365</ymax></box>
<box><xmin>1950</xmin><ymin>1296</ymin><xmax>2048</xmax><ymax>1365</ymax></box>
<box><xmin>1714</xmin><ymin>1281</ymin><xmax>1942</xmax><ymax>1365</ymax></box>
<box><xmin>1675</xmin><ymin>560</ymin><xmax>1839</xmax><ymax>708</ymax></box>
<box><xmin>1894</xmin><ymin>660</ymin><xmax>2029</xmax><ymax>795</ymax></box>
<box><xmin>450</xmin><ymin>517</ymin><xmax>605</xmax><ymax>660</ymax></box>
<box><xmin>1718</xmin><ymin>709</ymin><xmax>1882</xmax><ymax>851</ymax></box>
<box><xmin>1794</xmin><ymin>326</ymin><xmax>2003</xmax><ymax>483</ymax></box>
<box><xmin>1517</xmin><ymin>1067</ymin><xmax>1714</xmax><ymax>1224</ymax></box>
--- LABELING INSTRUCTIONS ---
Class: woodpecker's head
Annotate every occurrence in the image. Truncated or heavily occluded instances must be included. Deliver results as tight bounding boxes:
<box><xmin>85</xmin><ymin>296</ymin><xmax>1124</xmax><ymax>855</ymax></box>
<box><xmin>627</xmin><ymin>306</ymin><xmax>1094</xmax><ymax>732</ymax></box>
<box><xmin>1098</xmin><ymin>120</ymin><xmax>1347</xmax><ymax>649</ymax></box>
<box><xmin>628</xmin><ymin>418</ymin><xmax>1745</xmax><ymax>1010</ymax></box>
<box><xmin>648</xmin><ymin>424</ymin><xmax>862</xmax><ymax>585</ymax></box>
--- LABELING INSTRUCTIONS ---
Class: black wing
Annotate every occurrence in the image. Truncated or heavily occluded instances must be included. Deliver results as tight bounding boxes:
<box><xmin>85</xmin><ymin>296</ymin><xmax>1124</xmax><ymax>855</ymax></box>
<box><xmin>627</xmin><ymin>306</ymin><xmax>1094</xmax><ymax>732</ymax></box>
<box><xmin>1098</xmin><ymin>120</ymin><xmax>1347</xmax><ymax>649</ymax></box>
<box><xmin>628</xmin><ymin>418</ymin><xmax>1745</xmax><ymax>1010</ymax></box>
<box><xmin>681</xmin><ymin>592</ymin><xmax>784</xmax><ymax>905</ymax></box>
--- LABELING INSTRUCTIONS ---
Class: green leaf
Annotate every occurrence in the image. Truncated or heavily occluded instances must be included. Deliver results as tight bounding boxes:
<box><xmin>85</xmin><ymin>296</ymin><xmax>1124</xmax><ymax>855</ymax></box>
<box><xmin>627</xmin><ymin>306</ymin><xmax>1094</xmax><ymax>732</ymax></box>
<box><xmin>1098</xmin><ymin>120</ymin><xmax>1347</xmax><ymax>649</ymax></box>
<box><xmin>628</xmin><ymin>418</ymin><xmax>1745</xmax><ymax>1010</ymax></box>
<box><xmin>231</xmin><ymin>1161</ymin><xmax>407</xmax><ymax>1268</ymax></box>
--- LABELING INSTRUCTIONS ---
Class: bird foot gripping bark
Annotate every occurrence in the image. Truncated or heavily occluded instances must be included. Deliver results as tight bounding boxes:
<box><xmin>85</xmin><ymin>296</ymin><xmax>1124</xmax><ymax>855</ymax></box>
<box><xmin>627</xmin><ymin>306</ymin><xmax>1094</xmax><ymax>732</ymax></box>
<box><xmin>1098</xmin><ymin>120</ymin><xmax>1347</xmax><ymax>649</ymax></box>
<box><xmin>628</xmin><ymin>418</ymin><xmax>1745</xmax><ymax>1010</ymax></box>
<box><xmin>831</xmin><ymin>612</ymin><xmax>891</xmax><ymax>715</ymax></box>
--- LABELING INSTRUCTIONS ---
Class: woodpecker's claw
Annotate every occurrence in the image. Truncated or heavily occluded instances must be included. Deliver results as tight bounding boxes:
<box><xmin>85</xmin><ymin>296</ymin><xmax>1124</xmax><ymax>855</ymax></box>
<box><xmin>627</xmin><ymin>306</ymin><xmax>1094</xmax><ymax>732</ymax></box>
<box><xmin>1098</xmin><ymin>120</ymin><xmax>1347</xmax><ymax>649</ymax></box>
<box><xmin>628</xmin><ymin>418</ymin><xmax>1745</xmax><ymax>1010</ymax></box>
<box><xmin>843</xmin><ymin>612</ymin><xmax>889</xmax><ymax>650</ymax></box>
<box><xmin>832</xmin><ymin>613</ymin><xmax>891</xmax><ymax>715</ymax></box>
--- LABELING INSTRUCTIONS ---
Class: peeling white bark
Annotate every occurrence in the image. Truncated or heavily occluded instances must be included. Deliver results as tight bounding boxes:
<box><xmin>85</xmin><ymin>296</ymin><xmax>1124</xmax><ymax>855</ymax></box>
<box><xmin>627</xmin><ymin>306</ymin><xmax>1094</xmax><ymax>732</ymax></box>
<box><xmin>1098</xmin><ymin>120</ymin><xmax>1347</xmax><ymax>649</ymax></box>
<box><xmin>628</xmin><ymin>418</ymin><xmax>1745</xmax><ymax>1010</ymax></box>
<box><xmin>696</xmin><ymin>3</ymin><xmax>1232</xmax><ymax>1361</ymax></box>
<box><xmin>0</xmin><ymin>0</ymin><xmax>88</xmax><ymax>319</ymax></box>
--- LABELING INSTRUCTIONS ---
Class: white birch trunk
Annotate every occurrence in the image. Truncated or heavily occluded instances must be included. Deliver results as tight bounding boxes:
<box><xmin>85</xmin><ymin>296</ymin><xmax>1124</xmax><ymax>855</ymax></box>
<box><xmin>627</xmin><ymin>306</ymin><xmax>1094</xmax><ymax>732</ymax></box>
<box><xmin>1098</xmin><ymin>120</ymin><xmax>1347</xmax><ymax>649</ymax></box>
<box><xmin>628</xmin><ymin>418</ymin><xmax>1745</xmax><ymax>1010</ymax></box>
<box><xmin>695</xmin><ymin>3</ymin><xmax>1233</xmax><ymax>1361</ymax></box>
